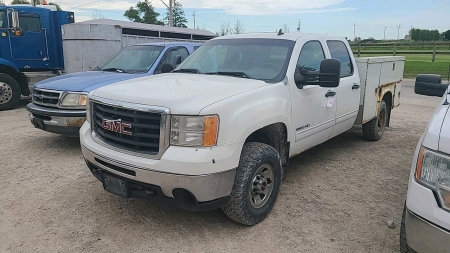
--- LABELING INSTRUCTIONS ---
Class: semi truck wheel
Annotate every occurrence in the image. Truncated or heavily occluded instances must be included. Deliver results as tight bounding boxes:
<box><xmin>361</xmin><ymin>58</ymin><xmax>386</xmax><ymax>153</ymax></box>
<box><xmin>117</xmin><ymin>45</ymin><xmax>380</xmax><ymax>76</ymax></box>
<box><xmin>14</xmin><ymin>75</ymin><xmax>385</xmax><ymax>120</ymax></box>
<box><xmin>362</xmin><ymin>100</ymin><xmax>388</xmax><ymax>141</ymax></box>
<box><xmin>223</xmin><ymin>142</ymin><xmax>282</xmax><ymax>226</ymax></box>
<box><xmin>0</xmin><ymin>74</ymin><xmax>21</xmax><ymax>111</ymax></box>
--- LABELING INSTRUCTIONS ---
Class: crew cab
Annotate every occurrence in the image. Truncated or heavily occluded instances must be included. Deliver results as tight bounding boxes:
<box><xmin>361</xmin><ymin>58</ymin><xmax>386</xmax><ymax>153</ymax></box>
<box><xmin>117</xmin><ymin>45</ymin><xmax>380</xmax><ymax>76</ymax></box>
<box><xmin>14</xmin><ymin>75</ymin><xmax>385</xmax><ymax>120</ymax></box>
<box><xmin>401</xmin><ymin>74</ymin><xmax>450</xmax><ymax>253</ymax></box>
<box><xmin>25</xmin><ymin>42</ymin><xmax>201</xmax><ymax>137</ymax></box>
<box><xmin>79</xmin><ymin>33</ymin><xmax>404</xmax><ymax>225</ymax></box>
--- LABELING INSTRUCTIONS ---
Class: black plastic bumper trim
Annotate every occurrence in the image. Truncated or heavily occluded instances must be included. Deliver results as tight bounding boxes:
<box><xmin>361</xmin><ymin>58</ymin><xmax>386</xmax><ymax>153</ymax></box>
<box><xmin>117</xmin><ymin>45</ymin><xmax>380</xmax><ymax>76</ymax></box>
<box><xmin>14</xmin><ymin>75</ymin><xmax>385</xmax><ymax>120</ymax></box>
<box><xmin>26</xmin><ymin>102</ymin><xmax>86</xmax><ymax>117</ymax></box>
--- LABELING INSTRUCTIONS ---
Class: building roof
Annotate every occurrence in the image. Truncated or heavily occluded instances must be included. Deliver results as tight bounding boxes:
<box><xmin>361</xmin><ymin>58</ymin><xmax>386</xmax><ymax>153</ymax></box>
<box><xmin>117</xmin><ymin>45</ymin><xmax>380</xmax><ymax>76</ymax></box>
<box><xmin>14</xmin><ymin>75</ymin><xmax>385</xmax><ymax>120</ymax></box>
<box><xmin>75</xmin><ymin>18</ymin><xmax>216</xmax><ymax>37</ymax></box>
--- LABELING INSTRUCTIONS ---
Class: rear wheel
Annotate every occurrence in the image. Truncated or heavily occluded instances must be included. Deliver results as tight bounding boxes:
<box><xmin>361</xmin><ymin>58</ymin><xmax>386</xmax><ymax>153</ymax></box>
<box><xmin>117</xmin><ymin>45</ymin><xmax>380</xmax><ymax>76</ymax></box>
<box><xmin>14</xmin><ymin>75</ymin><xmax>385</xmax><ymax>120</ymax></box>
<box><xmin>362</xmin><ymin>100</ymin><xmax>388</xmax><ymax>141</ymax></box>
<box><xmin>223</xmin><ymin>142</ymin><xmax>282</xmax><ymax>226</ymax></box>
<box><xmin>0</xmin><ymin>74</ymin><xmax>21</xmax><ymax>111</ymax></box>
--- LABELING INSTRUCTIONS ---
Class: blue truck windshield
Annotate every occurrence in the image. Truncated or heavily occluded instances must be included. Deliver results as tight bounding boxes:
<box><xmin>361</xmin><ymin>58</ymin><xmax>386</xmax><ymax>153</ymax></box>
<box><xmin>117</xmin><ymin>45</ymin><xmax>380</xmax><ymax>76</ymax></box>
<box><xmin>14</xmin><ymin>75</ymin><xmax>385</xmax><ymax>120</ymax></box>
<box><xmin>174</xmin><ymin>38</ymin><xmax>295</xmax><ymax>83</ymax></box>
<box><xmin>0</xmin><ymin>11</ymin><xmax>5</xmax><ymax>28</ymax></box>
<box><xmin>100</xmin><ymin>45</ymin><xmax>164</xmax><ymax>73</ymax></box>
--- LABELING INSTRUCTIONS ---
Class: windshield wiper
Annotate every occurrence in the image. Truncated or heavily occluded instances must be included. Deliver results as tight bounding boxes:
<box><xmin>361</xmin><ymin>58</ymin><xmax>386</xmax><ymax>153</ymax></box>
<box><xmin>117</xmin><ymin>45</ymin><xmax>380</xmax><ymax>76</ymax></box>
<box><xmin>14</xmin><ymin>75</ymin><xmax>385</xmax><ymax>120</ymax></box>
<box><xmin>172</xmin><ymin>68</ymin><xmax>203</xmax><ymax>74</ymax></box>
<box><xmin>102</xmin><ymin>68</ymin><xmax>127</xmax><ymax>73</ymax></box>
<box><xmin>211</xmin><ymin>71</ymin><xmax>254</xmax><ymax>79</ymax></box>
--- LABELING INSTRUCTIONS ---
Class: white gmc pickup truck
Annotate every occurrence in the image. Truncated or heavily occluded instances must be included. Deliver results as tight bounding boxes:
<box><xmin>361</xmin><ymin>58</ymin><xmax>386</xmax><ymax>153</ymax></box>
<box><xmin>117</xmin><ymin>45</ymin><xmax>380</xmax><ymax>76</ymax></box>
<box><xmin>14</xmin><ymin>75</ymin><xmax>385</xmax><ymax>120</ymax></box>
<box><xmin>79</xmin><ymin>32</ymin><xmax>404</xmax><ymax>225</ymax></box>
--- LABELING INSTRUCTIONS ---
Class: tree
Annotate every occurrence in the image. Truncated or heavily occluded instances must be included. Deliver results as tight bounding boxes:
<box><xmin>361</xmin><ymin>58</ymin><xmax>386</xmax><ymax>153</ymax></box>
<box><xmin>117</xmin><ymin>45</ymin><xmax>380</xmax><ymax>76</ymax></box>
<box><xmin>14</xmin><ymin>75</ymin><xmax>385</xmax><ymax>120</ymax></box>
<box><xmin>231</xmin><ymin>20</ymin><xmax>244</xmax><ymax>34</ymax></box>
<box><xmin>11</xmin><ymin>0</ymin><xmax>61</xmax><ymax>10</ymax></box>
<box><xmin>443</xmin><ymin>30</ymin><xmax>450</xmax><ymax>41</ymax></box>
<box><xmin>164</xmin><ymin>0</ymin><xmax>187</xmax><ymax>28</ymax></box>
<box><xmin>11</xmin><ymin>0</ymin><xmax>30</xmax><ymax>4</ymax></box>
<box><xmin>91</xmin><ymin>10</ymin><xmax>104</xmax><ymax>20</ymax></box>
<box><xmin>216</xmin><ymin>22</ymin><xmax>231</xmax><ymax>36</ymax></box>
<box><xmin>410</xmin><ymin>28</ymin><xmax>442</xmax><ymax>41</ymax></box>
<box><xmin>124</xmin><ymin>0</ymin><xmax>164</xmax><ymax>25</ymax></box>
<box><xmin>283</xmin><ymin>24</ymin><xmax>290</xmax><ymax>33</ymax></box>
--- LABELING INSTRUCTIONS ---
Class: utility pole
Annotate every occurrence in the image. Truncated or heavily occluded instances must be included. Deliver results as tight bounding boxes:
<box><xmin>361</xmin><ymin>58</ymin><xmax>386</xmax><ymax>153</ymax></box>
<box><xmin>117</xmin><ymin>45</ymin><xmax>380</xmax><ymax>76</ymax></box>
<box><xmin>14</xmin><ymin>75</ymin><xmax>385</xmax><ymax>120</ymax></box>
<box><xmin>193</xmin><ymin>11</ymin><xmax>196</xmax><ymax>29</ymax></box>
<box><xmin>297</xmin><ymin>20</ymin><xmax>301</xmax><ymax>33</ymax></box>
<box><xmin>353</xmin><ymin>23</ymin><xmax>356</xmax><ymax>41</ymax></box>
<box><xmin>383</xmin><ymin>26</ymin><xmax>387</xmax><ymax>40</ymax></box>
<box><xmin>159</xmin><ymin>0</ymin><xmax>173</xmax><ymax>26</ymax></box>
<box><xmin>169</xmin><ymin>0</ymin><xmax>173</xmax><ymax>27</ymax></box>
<box><xmin>397</xmin><ymin>24</ymin><xmax>401</xmax><ymax>40</ymax></box>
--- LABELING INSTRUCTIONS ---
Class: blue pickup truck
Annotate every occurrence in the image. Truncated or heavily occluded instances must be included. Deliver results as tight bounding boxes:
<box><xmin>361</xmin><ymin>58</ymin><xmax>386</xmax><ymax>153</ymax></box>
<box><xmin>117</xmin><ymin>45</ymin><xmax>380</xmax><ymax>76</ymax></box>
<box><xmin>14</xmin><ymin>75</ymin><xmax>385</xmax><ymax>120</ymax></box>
<box><xmin>26</xmin><ymin>42</ymin><xmax>201</xmax><ymax>137</ymax></box>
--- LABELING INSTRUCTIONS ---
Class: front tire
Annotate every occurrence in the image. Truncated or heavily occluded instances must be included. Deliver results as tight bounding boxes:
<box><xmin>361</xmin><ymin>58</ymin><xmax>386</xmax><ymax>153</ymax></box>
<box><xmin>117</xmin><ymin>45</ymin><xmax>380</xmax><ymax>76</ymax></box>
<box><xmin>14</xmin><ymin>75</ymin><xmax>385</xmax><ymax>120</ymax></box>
<box><xmin>223</xmin><ymin>142</ymin><xmax>282</xmax><ymax>226</ymax></box>
<box><xmin>362</xmin><ymin>100</ymin><xmax>388</xmax><ymax>141</ymax></box>
<box><xmin>0</xmin><ymin>74</ymin><xmax>21</xmax><ymax>111</ymax></box>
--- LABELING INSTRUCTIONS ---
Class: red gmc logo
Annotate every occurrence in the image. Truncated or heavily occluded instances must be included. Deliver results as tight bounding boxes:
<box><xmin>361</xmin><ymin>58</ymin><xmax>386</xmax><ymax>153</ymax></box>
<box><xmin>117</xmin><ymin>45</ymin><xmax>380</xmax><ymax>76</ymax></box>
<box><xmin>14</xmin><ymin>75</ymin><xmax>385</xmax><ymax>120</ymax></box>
<box><xmin>101</xmin><ymin>118</ymin><xmax>132</xmax><ymax>136</ymax></box>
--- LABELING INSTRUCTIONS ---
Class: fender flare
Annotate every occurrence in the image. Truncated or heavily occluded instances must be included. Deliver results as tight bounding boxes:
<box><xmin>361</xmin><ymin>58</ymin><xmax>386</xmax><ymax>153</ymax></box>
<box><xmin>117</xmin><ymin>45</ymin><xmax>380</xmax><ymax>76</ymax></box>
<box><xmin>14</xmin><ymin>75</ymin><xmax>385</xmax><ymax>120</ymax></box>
<box><xmin>0</xmin><ymin>58</ymin><xmax>19</xmax><ymax>72</ymax></box>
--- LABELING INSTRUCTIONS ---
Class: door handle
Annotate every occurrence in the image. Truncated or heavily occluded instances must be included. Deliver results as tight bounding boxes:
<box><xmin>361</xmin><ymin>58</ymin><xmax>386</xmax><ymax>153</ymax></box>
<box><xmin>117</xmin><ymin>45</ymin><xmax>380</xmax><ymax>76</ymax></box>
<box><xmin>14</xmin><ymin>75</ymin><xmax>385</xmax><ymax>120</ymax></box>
<box><xmin>325</xmin><ymin>91</ymin><xmax>336</xmax><ymax>97</ymax></box>
<box><xmin>352</xmin><ymin>84</ymin><xmax>360</xmax><ymax>90</ymax></box>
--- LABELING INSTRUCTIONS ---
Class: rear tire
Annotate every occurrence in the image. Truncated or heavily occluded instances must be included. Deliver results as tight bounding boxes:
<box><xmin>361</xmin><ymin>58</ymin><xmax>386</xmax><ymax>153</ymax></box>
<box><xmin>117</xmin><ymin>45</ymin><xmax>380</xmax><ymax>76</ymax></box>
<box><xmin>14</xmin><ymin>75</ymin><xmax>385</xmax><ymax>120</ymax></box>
<box><xmin>362</xmin><ymin>100</ymin><xmax>388</xmax><ymax>141</ymax></box>
<box><xmin>400</xmin><ymin>203</ymin><xmax>417</xmax><ymax>253</ymax></box>
<box><xmin>0</xmin><ymin>74</ymin><xmax>21</xmax><ymax>111</ymax></box>
<box><xmin>223</xmin><ymin>142</ymin><xmax>282</xmax><ymax>226</ymax></box>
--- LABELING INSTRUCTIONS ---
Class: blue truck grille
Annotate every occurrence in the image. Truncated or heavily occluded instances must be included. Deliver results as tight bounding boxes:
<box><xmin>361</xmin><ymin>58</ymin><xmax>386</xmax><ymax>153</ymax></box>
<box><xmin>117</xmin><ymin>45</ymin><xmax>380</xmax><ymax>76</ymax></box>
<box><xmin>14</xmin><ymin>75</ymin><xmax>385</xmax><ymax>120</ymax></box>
<box><xmin>92</xmin><ymin>102</ymin><xmax>162</xmax><ymax>155</ymax></box>
<box><xmin>32</xmin><ymin>89</ymin><xmax>61</xmax><ymax>107</ymax></box>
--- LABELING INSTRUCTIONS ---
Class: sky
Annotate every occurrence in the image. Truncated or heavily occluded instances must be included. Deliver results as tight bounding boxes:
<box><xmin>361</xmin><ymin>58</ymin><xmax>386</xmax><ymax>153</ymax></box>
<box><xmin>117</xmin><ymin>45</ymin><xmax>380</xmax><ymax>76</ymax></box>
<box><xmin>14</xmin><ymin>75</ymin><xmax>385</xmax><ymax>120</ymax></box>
<box><xmin>6</xmin><ymin>0</ymin><xmax>450</xmax><ymax>40</ymax></box>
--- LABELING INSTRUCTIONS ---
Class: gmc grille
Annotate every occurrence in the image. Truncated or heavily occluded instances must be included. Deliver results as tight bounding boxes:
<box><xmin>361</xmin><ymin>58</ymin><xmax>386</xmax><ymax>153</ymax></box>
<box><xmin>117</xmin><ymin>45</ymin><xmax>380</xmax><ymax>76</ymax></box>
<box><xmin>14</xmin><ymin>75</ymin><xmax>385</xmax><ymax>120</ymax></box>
<box><xmin>92</xmin><ymin>102</ymin><xmax>162</xmax><ymax>155</ymax></box>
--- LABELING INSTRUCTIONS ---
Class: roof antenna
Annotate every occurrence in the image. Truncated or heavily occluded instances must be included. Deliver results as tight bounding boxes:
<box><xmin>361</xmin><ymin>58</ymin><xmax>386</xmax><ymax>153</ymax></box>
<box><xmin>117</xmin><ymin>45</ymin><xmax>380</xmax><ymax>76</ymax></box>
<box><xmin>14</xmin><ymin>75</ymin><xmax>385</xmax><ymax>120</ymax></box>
<box><xmin>277</xmin><ymin>29</ymin><xmax>284</xmax><ymax>36</ymax></box>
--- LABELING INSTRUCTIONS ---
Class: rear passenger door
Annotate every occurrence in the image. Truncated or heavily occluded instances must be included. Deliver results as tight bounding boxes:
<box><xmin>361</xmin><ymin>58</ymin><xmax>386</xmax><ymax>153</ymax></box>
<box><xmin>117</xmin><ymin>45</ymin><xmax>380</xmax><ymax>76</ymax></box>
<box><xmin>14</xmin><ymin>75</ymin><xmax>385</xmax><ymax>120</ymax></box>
<box><xmin>326</xmin><ymin>40</ymin><xmax>361</xmax><ymax>138</ymax></box>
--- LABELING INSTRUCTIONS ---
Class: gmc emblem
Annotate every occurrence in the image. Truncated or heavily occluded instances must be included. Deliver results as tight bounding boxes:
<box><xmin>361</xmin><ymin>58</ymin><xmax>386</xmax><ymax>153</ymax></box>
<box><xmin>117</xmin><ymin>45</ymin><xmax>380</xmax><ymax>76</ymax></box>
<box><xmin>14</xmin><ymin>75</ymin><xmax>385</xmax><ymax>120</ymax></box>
<box><xmin>101</xmin><ymin>118</ymin><xmax>132</xmax><ymax>136</ymax></box>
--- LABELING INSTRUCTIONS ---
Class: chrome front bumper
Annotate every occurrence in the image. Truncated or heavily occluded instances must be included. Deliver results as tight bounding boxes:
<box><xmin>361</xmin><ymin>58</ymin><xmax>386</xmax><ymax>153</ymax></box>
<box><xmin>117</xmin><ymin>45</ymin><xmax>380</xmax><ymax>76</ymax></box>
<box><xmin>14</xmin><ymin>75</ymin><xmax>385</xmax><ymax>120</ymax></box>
<box><xmin>81</xmin><ymin>144</ymin><xmax>236</xmax><ymax>207</ymax></box>
<box><xmin>405</xmin><ymin>208</ymin><xmax>450</xmax><ymax>253</ymax></box>
<box><xmin>26</xmin><ymin>102</ymin><xmax>86</xmax><ymax>137</ymax></box>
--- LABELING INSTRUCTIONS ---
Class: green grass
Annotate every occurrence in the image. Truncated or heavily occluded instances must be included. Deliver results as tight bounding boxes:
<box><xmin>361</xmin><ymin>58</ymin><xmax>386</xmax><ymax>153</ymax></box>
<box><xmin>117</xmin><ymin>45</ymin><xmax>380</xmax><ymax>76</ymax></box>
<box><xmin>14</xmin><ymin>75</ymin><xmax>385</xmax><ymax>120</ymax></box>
<box><xmin>354</xmin><ymin>53</ymin><xmax>450</xmax><ymax>79</ymax></box>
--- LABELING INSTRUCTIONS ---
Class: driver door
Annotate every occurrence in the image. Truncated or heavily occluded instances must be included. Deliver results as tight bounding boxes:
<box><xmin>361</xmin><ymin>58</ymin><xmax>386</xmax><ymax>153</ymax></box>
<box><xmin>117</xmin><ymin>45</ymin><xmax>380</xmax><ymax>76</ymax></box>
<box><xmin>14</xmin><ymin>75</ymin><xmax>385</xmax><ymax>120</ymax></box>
<box><xmin>10</xmin><ymin>13</ymin><xmax>47</xmax><ymax>61</ymax></box>
<box><xmin>289</xmin><ymin>39</ymin><xmax>337</xmax><ymax>154</ymax></box>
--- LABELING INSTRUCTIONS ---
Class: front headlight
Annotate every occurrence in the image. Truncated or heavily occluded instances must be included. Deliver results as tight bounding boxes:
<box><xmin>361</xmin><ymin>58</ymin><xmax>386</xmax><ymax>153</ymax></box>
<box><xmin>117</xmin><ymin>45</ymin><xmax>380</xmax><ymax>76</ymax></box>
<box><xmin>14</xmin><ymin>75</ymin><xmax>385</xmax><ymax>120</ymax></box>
<box><xmin>416</xmin><ymin>147</ymin><xmax>450</xmax><ymax>210</ymax></box>
<box><xmin>60</xmin><ymin>93</ymin><xmax>87</xmax><ymax>107</ymax></box>
<box><xmin>170</xmin><ymin>115</ymin><xmax>219</xmax><ymax>147</ymax></box>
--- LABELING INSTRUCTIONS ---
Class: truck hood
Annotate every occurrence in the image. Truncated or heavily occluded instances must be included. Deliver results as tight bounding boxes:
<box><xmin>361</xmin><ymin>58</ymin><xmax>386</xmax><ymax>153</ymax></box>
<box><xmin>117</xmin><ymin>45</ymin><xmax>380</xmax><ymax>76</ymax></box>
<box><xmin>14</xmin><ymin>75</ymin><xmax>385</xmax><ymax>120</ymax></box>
<box><xmin>34</xmin><ymin>71</ymin><xmax>145</xmax><ymax>92</ymax></box>
<box><xmin>422</xmin><ymin>92</ymin><xmax>450</xmax><ymax>154</ymax></box>
<box><xmin>91</xmin><ymin>73</ymin><xmax>269</xmax><ymax>115</ymax></box>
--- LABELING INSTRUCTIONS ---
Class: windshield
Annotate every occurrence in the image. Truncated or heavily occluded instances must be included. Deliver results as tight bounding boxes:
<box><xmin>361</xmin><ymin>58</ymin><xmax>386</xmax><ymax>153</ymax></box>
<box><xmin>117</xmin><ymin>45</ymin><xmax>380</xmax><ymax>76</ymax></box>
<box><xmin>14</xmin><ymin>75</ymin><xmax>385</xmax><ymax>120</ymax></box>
<box><xmin>174</xmin><ymin>38</ymin><xmax>295</xmax><ymax>83</ymax></box>
<box><xmin>100</xmin><ymin>45</ymin><xmax>164</xmax><ymax>73</ymax></box>
<box><xmin>0</xmin><ymin>11</ymin><xmax>5</xmax><ymax>28</ymax></box>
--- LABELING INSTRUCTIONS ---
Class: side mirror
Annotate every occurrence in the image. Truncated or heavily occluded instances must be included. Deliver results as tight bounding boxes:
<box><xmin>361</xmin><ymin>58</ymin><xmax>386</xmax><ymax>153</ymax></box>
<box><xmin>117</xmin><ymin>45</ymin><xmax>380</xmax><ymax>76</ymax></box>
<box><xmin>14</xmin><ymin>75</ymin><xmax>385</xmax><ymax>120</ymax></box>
<box><xmin>161</xmin><ymin>63</ymin><xmax>174</xmax><ymax>73</ymax></box>
<box><xmin>174</xmin><ymin>55</ymin><xmax>183</xmax><ymax>65</ymax></box>
<box><xmin>11</xmin><ymin>11</ymin><xmax>20</xmax><ymax>29</ymax></box>
<box><xmin>294</xmin><ymin>59</ymin><xmax>341</xmax><ymax>89</ymax></box>
<box><xmin>415</xmin><ymin>74</ymin><xmax>448</xmax><ymax>97</ymax></box>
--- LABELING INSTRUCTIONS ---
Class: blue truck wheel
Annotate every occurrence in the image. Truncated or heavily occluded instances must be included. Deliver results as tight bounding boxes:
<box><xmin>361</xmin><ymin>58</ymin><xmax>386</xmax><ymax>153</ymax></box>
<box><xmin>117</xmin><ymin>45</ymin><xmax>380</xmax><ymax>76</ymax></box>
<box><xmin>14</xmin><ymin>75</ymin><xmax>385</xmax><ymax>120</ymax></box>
<box><xmin>0</xmin><ymin>74</ymin><xmax>21</xmax><ymax>111</ymax></box>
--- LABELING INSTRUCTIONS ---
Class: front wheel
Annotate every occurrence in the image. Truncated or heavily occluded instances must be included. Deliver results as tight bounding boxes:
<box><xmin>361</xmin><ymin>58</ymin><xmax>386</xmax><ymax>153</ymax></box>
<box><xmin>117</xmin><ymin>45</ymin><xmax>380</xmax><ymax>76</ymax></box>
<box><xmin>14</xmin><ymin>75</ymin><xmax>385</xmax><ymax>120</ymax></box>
<box><xmin>362</xmin><ymin>100</ymin><xmax>388</xmax><ymax>141</ymax></box>
<box><xmin>223</xmin><ymin>142</ymin><xmax>282</xmax><ymax>226</ymax></box>
<box><xmin>0</xmin><ymin>74</ymin><xmax>21</xmax><ymax>111</ymax></box>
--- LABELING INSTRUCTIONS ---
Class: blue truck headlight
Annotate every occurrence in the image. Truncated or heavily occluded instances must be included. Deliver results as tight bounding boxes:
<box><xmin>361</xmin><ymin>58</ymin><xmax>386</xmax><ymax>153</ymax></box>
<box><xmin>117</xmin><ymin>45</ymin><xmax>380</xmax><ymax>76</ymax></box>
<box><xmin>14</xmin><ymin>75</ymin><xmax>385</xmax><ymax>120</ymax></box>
<box><xmin>416</xmin><ymin>147</ymin><xmax>450</xmax><ymax>210</ymax></box>
<box><xmin>60</xmin><ymin>93</ymin><xmax>88</xmax><ymax>107</ymax></box>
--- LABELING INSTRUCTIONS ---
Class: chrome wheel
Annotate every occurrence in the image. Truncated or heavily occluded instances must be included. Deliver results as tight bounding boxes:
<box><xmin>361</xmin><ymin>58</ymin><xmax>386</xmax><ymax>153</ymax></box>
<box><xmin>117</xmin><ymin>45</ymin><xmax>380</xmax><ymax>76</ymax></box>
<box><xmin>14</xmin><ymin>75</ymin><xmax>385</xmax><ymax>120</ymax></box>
<box><xmin>249</xmin><ymin>164</ymin><xmax>274</xmax><ymax>208</ymax></box>
<box><xmin>0</xmin><ymin>82</ymin><xmax>13</xmax><ymax>105</ymax></box>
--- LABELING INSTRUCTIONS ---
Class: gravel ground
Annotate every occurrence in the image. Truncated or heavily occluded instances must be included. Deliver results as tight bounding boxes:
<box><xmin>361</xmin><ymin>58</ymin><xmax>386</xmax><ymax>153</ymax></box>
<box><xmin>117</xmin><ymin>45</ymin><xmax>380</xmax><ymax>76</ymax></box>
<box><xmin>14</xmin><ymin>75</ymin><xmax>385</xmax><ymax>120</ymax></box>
<box><xmin>0</xmin><ymin>79</ymin><xmax>443</xmax><ymax>253</ymax></box>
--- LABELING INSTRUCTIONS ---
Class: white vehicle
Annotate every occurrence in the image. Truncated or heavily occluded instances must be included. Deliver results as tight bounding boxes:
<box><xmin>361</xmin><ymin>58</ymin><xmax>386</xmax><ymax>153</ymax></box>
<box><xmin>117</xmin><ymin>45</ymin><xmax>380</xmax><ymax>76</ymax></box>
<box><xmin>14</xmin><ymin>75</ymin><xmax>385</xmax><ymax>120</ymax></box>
<box><xmin>401</xmin><ymin>74</ymin><xmax>450</xmax><ymax>253</ymax></box>
<box><xmin>79</xmin><ymin>32</ymin><xmax>404</xmax><ymax>225</ymax></box>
